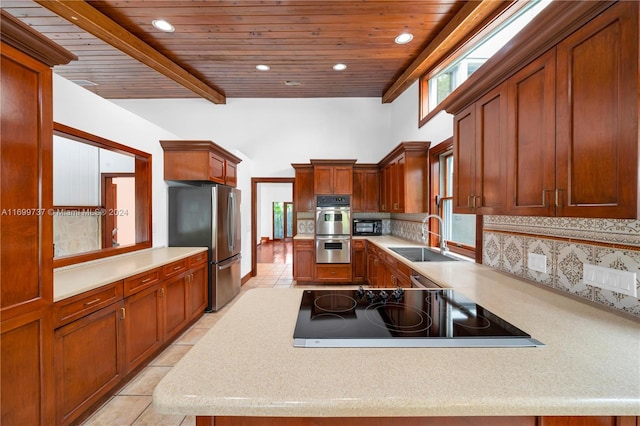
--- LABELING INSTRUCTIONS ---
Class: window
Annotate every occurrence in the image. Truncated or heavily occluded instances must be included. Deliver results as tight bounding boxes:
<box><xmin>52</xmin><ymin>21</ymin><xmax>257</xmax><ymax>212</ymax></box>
<box><xmin>420</xmin><ymin>0</ymin><xmax>552</xmax><ymax>123</ymax></box>
<box><xmin>429</xmin><ymin>140</ymin><xmax>476</xmax><ymax>259</ymax></box>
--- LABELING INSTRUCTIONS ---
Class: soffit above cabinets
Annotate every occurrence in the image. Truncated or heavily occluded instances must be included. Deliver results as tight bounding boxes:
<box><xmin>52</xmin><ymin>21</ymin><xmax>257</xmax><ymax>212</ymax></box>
<box><xmin>2</xmin><ymin>0</ymin><xmax>511</xmax><ymax>104</ymax></box>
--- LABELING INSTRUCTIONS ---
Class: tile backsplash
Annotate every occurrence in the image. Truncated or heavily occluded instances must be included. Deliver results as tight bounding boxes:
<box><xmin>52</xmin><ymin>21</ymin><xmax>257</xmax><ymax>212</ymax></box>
<box><xmin>483</xmin><ymin>216</ymin><xmax>640</xmax><ymax>319</ymax></box>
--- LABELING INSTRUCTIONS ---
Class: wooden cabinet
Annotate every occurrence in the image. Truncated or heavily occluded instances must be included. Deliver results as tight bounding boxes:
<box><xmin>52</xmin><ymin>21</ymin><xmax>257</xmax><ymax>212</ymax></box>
<box><xmin>554</xmin><ymin>1</ymin><xmax>638</xmax><ymax>218</ymax></box>
<box><xmin>351</xmin><ymin>240</ymin><xmax>367</xmax><ymax>283</ymax></box>
<box><xmin>378</xmin><ymin>142</ymin><xmax>430</xmax><ymax>213</ymax></box>
<box><xmin>187</xmin><ymin>254</ymin><xmax>208</xmax><ymax>320</ymax></box>
<box><xmin>163</xmin><ymin>273</ymin><xmax>189</xmax><ymax>341</ymax></box>
<box><xmin>293</xmin><ymin>164</ymin><xmax>315</xmax><ymax>213</ymax></box>
<box><xmin>293</xmin><ymin>239</ymin><xmax>315</xmax><ymax>282</ymax></box>
<box><xmin>161</xmin><ymin>140</ymin><xmax>242</xmax><ymax>187</ymax></box>
<box><xmin>352</xmin><ymin>165</ymin><xmax>380</xmax><ymax>212</ymax></box>
<box><xmin>506</xmin><ymin>49</ymin><xmax>557</xmax><ymax>216</ymax></box>
<box><xmin>0</xmin><ymin>12</ymin><xmax>75</xmax><ymax>426</ymax></box>
<box><xmin>315</xmin><ymin>264</ymin><xmax>352</xmax><ymax>282</ymax></box>
<box><xmin>54</xmin><ymin>301</ymin><xmax>125</xmax><ymax>426</ymax></box>
<box><xmin>448</xmin><ymin>1</ymin><xmax>639</xmax><ymax>219</ymax></box>
<box><xmin>453</xmin><ymin>83</ymin><xmax>508</xmax><ymax>214</ymax></box>
<box><xmin>123</xmin><ymin>283</ymin><xmax>163</xmax><ymax>372</ymax></box>
<box><xmin>311</xmin><ymin>160</ymin><xmax>356</xmax><ymax>195</ymax></box>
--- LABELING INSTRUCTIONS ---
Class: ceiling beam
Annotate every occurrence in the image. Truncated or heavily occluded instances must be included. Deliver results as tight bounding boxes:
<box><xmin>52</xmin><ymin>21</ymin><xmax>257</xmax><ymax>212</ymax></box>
<box><xmin>34</xmin><ymin>0</ymin><xmax>226</xmax><ymax>104</ymax></box>
<box><xmin>382</xmin><ymin>0</ymin><xmax>511</xmax><ymax>104</ymax></box>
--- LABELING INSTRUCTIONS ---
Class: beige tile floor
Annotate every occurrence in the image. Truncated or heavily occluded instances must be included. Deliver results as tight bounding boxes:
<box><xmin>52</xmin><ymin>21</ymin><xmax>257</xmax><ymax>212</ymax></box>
<box><xmin>81</xmin><ymin>263</ymin><xmax>297</xmax><ymax>426</ymax></box>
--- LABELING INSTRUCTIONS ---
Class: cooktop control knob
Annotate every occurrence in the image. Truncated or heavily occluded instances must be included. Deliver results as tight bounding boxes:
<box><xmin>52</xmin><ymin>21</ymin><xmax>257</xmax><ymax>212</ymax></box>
<box><xmin>391</xmin><ymin>288</ymin><xmax>404</xmax><ymax>301</ymax></box>
<box><xmin>366</xmin><ymin>290</ymin><xmax>376</xmax><ymax>301</ymax></box>
<box><xmin>379</xmin><ymin>290</ymin><xmax>389</xmax><ymax>302</ymax></box>
<box><xmin>357</xmin><ymin>286</ymin><xmax>365</xmax><ymax>298</ymax></box>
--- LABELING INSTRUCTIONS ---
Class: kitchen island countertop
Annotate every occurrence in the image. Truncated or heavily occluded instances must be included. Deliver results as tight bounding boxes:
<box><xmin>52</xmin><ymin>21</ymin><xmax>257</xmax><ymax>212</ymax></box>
<box><xmin>154</xmin><ymin>237</ymin><xmax>640</xmax><ymax>417</ymax></box>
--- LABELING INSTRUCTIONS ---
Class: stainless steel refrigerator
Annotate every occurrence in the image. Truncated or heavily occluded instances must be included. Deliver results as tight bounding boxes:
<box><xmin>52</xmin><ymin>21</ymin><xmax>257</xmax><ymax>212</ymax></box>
<box><xmin>168</xmin><ymin>184</ymin><xmax>241</xmax><ymax>312</ymax></box>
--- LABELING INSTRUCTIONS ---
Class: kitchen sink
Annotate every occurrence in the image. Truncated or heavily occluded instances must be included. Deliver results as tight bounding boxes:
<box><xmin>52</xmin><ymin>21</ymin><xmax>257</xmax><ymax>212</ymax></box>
<box><xmin>389</xmin><ymin>247</ymin><xmax>457</xmax><ymax>262</ymax></box>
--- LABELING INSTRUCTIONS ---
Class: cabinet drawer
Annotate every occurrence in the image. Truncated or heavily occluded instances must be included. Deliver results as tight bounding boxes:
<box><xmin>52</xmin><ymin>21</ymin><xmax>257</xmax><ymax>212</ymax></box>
<box><xmin>316</xmin><ymin>264</ymin><xmax>352</xmax><ymax>281</ymax></box>
<box><xmin>124</xmin><ymin>268</ymin><xmax>161</xmax><ymax>296</ymax></box>
<box><xmin>188</xmin><ymin>252</ymin><xmax>208</xmax><ymax>267</ymax></box>
<box><xmin>294</xmin><ymin>239</ymin><xmax>314</xmax><ymax>248</ymax></box>
<box><xmin>162</xmin><ymin>259</ymin><xmax>188</xmax><ymax>279</ymax></box>
<box><xmin>352</xmin><ymin>239</ymin><xmax>366</xmax><ymax>249</ymax></box>
<box><xmin>54</xmin><ymin>281</ymin><xmax>124</xmax><ymax>328</ymax></box>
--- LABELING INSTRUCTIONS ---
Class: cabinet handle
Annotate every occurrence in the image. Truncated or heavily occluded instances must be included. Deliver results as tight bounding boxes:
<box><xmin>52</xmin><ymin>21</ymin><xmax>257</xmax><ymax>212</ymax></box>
<box><xmin>120</xmin><ymin>307</ymin><xmax>125</xmax><ymax>320</ymax></box>
<box><xmin>555</xmin><ymin>189</ymin><xmax>564</xmax><ymax>207</ymax></box>
<box><xmin>474</xmin><ymin>196</ymin><xmax>481</xmax><ymax>208</ymax></box>
<box><xmin>84</xmin><ymin>298</ymin><xmax>101</xmax><ymax>307</ymax></box>
<box><xmin>173</xmin><ymin>266</ymin><xmax>181</xmax><ymax>271</ymax></box>
<box><xmin>141</xmin><ymin>277</ymin><xmax>151</xmax><ymax>284</ymax></box>
<box><xmin>160</xmin><ymin>288</ymin><xmax>165</xmax><ymax>298</ymax></box>
<box><xmin>467</xmin><ymin>195</ymin><xmax>473</xmax><ymax>208</ymax></box>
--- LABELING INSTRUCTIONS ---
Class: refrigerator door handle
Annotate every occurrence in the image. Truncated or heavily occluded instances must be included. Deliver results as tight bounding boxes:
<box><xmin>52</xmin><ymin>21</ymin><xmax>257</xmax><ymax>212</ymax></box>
<box><xmin>227</xmin><ymin>192</ymin><xmax>235</xmax><ymax>252</ymax></box>
<box><xmin>218</xmin><ymin>255</ymin><xmax>241</xmax><ymax>271</ymax></box>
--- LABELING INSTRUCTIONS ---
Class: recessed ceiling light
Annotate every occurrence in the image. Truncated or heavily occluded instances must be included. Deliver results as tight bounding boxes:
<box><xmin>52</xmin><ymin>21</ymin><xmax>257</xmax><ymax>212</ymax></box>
<box><xmin>394</xmin><ymin>33</ymin><xmax>413</xmax><ymax>44</ymax></box>
<box><xmin>333</xmin><ymin>63</ymin><xmax>347</xmax><ymax>71</ymax></box>
<box><xmin>284</xmin><ymin>80</ymin><xmax>302</xmax><ymax>86</ymax></box>
<box><xmin>70</xmin><ymin>79</ymin><xmax>98</xmax><ymax>87</ymax></box>
<box><xmin>256</xmin><ymin>64</ymin><xmax>271</xmax><ymax>71</ymax></box>
<box><xmin>152</xmin><ymin>19</ymin><xmax>175</xmax><ymax>32</ymax></box>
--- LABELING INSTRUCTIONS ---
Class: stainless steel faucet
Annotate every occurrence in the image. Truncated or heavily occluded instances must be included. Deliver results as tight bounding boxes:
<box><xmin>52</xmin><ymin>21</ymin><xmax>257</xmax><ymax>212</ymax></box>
<box><xmin>421</xmin><ymin>214</ymin><xmax>448</xmax><ymax>254</ymax></box>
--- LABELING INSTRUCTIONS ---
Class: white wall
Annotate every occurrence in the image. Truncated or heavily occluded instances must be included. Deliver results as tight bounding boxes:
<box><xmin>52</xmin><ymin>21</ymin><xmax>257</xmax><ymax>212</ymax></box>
<box><xmin>257</xmin><ymin>183</ymin><xmax>293</xmax><ymax>241</ymax></box>
<box><xmin>53</xmin><ymin>74</ymin><xmax>182</xmax><ymax>249</ymax></box>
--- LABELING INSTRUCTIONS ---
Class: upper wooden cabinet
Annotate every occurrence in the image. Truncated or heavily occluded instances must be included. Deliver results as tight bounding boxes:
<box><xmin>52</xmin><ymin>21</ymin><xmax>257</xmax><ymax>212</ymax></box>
<box><xmin>311</xmin><ymin>160</ymin><xmax>356</xmax><ymax>195</ymax></box>
<box><xmin>378</xmin><ymin>142</ymin><xmax>430</xmax><ymax>213</ymax></box>
<box><xmin>554</xmin><ymin>1</ymin><xmax>638</xmax><ymax>218</ymax></box>
<box><xmin>446</xmin><ymin>1</ymin><xmax>639</xmax><ymax>219</ymax></box>
<box><xmin>453</xmin><ymin>84</ymin><xmax>508</xmax><ymax>215</ymax></box>
<box><xmin>352</xmin><ymin>165</ymin><xmax>379</xmax><ymax>213</ymax></box>
<box><xmin>160</xmin><ymin>140</ymin><xmax>242</xmax><ymax>187</ymax></box>
<box><xmin>292</xmin><ymin>164</ymin><xmax>315</xmax><ymax>213</ymax></box>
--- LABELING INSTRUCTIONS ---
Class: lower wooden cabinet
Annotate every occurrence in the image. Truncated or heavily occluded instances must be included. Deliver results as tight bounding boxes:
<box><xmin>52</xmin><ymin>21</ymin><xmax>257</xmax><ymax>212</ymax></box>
<box><xmin>123</xmin><ymin>284</ymin><xmax>163</xmax><ymax>372</ymax></box>
<box><xmin>52</xmin><ymin>252</ymin><xmax>208</xmax><ymax>425</ymax></box>
<box><xmin>315</xmin><ymin>264</ymin><xmax>352</xmax><ymax>282</ymax></box>
<box><xmin>293</xmin><ymin>239</ymin><xmax>315</xmax><ymax>282</ymax></box>
<box><xmin>54</xmin><ymin>302</ymin><xmax>125</xmax><ymax>426</ymax></box>
<box><xmin>352</xmin><ymin>240</ymin><xmax>367</xmax><ymax>283</ymax></box>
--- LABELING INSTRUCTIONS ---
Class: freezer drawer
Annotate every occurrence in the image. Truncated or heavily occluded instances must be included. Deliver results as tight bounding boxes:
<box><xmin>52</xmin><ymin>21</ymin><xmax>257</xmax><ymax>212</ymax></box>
<box><xmin>209</xmin><ymin>255</ymin><xmax>241</xmax><ymax>312</ymax></box>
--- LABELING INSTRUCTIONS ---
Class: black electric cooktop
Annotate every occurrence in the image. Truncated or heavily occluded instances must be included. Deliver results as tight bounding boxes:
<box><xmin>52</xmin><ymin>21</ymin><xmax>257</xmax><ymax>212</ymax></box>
<box><xmin>293</xmin><ymin>288</ymin><xmax>544</xmax><ymax>348</ymax></box>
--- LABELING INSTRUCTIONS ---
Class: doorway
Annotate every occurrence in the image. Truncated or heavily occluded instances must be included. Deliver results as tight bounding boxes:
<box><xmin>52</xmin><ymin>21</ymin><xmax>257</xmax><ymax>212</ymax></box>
<box><xmin>251</xmin><ymin>177</ymin><xmax>295</xmax><ymax>278</ymax></box>
<box><xmin>101</xmin><ymin>173</ymin><xmax>135</xmax><ymax>249</ymax></box>
<box><xmin>273</xmin><ymin>201</ymin><xmax>293</xmax><ymax>240</ymax></box>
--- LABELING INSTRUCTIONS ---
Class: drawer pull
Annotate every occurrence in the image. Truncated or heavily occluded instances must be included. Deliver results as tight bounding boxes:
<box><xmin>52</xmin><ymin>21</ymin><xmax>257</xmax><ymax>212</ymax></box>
<box><xmin>120</xmin><ymin>307</ymin><xmax>126</xmax><ymax>320</ymax></box>
<box><xmin>141</xmin><ymin>277</ymin><xmax>152</xmax><ymax>284</ymax></box>
<box><xmin>83</xmin><ymin>298</ymin><xmax>101</xmax><ymax>307</ymax></box>
<box><xmin>173</xmin><ymin>266</ymin><xmax>181</xmax><ymax>270</ymax></box>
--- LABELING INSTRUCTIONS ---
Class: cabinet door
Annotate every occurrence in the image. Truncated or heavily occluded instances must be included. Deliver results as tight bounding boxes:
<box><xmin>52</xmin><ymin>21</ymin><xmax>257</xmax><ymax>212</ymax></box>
<box><xmin>475</xmin><ymin>83</ymin><xmax>508</xmax><ymax>214</ymax></box>
<box><xmin>391</xmin><ymin>155</ymin><xmax>405</xmax><ymax>212</ymax></box>
<box><xmin>163</xmin><ymin>275</ymin><xmax>189</xmax><ymax>341</ymax></box>
<box><xmin>209</xmin><ymin>152</ymin><xmax>226</xmax><ymax>184</ymax></box>
<box><xmin>453</xmin><ymin>104</ymin><xmax>476</xmax><ymax>213</ymax></box>
<box><xmin>314</xmin><ymin>166</ymin><xmax>334</xmax><ymax>194</ymax></box>
<box><xmin>188</xmin><ymin>264</ymin><xmax>208</xmax><ymax>320</ymax></box>
<box><xmin>380</xmin><ymin>166</ymin><xmax>391</xmax><ymax>212</ymax></box>
<box><xmin>506</xmin><ymin>49</ymin><xmax>556</xmax><ymax>216</ymax></box>
<box><xmin>363</xmin><ymin>169</ymin><xmax>380</xmax><ymax>212</ymax></box>
<box><xmin>555</xmin><ymin>1</ymin><xmax>638</xmax><ymax>218</ymax></box>
<box><xmin>54</xmin><ymin>302</ymin><xmax>124</xmax><ymax>426</ymax></box>
<box><xmin>123</xmin><ymin>285</ymin><xmax>163</xmax><ymax>372</ymax></box>
<box><xmin>351</xmin><ymin>240</ymin><xmax>367</xmax><ymax>283</ymax></box>
<box><xmin>367</xmin><ymin>252</ymin><xmax>377</xmax><ymax>287</ymax></box>
<box><xmin>225</xmin><ymin>161</ymin><xmax>237</xmax><ymax>187</ymax></box>
<box><xmin>333</xmin><ymin>166</ymin><xmax>353</xmax><ymax>194</ymax></box>
<box><xmin>352</xmin><ymin>170</ymin><xmax>365</xmax><ymax>212</ymax></box>
<box><xmin>294</xmin><ymin>166</ymin><xmax>315</xmax><ymax>213</ymax></box>
<box><xmin>293</xmin><ymin>240</ymin><xmax>314</xmax><ymax>281</ymax></box>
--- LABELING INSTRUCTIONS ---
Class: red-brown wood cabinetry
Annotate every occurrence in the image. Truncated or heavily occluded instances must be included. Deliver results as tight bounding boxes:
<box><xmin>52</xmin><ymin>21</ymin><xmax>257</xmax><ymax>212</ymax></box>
<box><xmin>293</xmin><ymin>239</ymin><xmax>315</xmax><ymax>282</ymax></box>
<box><xmin>352</xmin><ymin>165</ymin><xmax>379</xmax><ymax>212</ymax></box>
<box><xmin>351</xmin><ymin>240</ymin><xmax>367</xmax><ymax>283</ymax></box>
<box><xmin>161</xmin><ymin>140</ymin><xmax>242</xmax><ymax>187</ymax></box>
<box><xmin>378</xmin><ymin>142</ymin><xmax>430</xmax><ymax>213</ymax></box>
<box><xmin>312</xmin><ymin>159</ymin><xmax>355</xmax><ymax>195</ymax></box>
<box><xmin>453</xmin><ymin>84</ymin><xmax>508</xmax><ymax>214</ymax></box>
<box><xmin>447</xmin><ymin>1</ymin><xmax>639</xmax><ymax>219</ymax></box>
<box><xmin>0</xmin><ymin>11</ymin><xmax>75</xmax><ymax>425</ymax></box>
<box><xmin>293</xmin><ymin>164</ymin><xmax>315</xmax><ymax>213</ymax></box>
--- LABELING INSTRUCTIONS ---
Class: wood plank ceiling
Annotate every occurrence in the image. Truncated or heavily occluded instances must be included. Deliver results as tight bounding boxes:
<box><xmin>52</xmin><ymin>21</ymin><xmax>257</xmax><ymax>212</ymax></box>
<box><xmin>1</xmin><ymin>1</ymin><xmax>510</xmax><ymax>104</ymax></box>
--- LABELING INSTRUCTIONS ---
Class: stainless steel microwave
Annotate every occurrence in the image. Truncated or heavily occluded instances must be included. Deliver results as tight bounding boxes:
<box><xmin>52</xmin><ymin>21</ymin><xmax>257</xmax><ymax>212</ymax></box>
<box><xmin>352</xmin><ymin>219</ymin><xmax>382</xmax><ymax>236</ymax></box>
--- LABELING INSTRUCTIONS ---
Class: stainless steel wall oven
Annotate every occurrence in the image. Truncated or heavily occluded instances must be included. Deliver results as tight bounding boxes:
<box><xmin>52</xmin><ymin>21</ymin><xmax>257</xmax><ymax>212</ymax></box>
<box><xmin>315</xmin><ymin>195</ymin><xmax>351</xmax><ymax>264</ymax></box>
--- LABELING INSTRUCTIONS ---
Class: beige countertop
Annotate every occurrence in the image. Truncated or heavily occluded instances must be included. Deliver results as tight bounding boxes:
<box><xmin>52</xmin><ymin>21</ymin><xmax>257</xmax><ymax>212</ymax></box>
<box><xmin>54</xmin><ymin>247</ymin><xmax>207</xmax><ymax>302</ymax></box>
<box><xmin>154</xmin><ymin>236</ymin><xmax>640</xmax><ymax>417</ymax></box>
